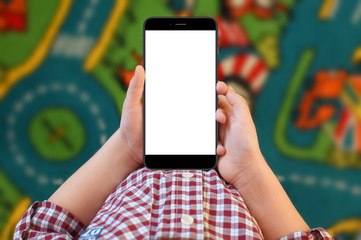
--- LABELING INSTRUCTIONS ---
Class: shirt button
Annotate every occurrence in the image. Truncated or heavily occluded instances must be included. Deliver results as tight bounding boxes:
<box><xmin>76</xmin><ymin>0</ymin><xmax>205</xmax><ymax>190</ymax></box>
<box><xmin>182</xmin><ymin>172</ymin><xmax>194</xmax><ymax>178</ymax></box>
<box><xmin>181</xmin><ymin>214</ymin><xmax>194</xmax><ymax>226</ymax></box>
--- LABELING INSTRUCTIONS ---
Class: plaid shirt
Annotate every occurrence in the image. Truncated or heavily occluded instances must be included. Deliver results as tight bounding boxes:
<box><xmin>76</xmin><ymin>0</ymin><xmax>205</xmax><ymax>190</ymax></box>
<box><xmin>14</xmin><ymin>167</ymin><xmax>333</xmax><ymax>239</ymax></box>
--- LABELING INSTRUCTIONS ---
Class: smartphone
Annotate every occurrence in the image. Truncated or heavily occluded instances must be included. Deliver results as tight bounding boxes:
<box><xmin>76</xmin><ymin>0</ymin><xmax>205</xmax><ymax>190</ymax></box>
<box><xmin>143</xmin><ymin>17</ymin><xmax>218</xmax><ymax>170</ymax></box>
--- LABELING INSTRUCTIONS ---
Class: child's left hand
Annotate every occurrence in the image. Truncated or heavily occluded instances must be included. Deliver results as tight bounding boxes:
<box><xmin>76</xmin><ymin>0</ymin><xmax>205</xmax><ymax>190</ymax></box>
<box><xmin>118</xmin><ymin>65</ymin><xmax>145</xmax><ymax>169</ymax></box>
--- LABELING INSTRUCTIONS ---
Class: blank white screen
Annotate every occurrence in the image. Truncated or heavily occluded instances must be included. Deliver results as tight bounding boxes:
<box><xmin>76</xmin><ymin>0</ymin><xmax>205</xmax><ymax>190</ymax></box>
<box><xmin>145</xmin><ymin>30</ymin><xmax>216</xmax><ymax>155</ymax></box>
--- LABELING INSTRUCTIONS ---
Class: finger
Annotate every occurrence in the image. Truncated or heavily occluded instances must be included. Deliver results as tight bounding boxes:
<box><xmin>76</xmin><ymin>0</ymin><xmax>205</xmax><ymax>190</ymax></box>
<box><xmin>216</xmin><ymin>108</ymin><xmax>226</xmax><ymax>124</ymax></box>
<box><xmin>217</xmin><ymin>143</ymin><xmax>226</xmax><ymax>155</ymax></box>
<box><xmin>124</xmin><ymin>65</ymin><xmax>145</xmax><ymax>107</ymax></box>
<box><xmin>218</xmin><ymin>95</ymin><xmax>235</xmax><ymax>121</ymax></box>
<box><xmin>225</xmin><ymin>86</ymin><xmax>239</xmax><ymax>107</ymax></box>
<box><xmin>225</xmin><ymin>86</ymin><xmax>248</xmax><ymax>119</ymax></box>
<box><xmin>218</xmin><ymin>95</ymin><xmax>232</xmax><ymax>111</ymax></box>
<box><xmin>217</xmin><ymin>81</ymin><xmax>228</xmax><ymax>95</ymax></box>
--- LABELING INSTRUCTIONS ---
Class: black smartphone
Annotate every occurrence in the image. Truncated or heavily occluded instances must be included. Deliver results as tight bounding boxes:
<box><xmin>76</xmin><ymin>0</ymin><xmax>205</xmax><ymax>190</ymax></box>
<box><xmin>143</xmin><ymin>17</ymin><xmax>218</xmax><ymax>170</ymax></box>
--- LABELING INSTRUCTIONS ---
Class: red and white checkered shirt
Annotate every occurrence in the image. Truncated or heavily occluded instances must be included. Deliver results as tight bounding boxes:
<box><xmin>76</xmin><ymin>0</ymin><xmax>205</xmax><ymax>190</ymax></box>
<box><xmin>14</xmin><ymin>167</ymin><xmax>333</xmax><ymax>239</ymax></box>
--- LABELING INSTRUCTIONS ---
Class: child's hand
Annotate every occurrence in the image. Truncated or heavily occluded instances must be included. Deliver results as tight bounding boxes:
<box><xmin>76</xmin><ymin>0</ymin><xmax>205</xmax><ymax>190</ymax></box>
<box><xmin>215</xmin><ymin>81</ymin><xmax>264</xmax><ymax>187</ymax></box>
<box><xmin>216</xmin><ymin>81</ymin><xmax>310</xmax><ymax>239</ymax></box>
<box><xmin>118</xmin><ymin>65</ymin><xmax>145</xmax><ymax>169</ymax></box>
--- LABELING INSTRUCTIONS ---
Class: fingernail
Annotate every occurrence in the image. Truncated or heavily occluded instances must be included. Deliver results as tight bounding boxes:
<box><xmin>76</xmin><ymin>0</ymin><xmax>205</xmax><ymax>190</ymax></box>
<box><xmin>136</xmin><ymin>65</ymin><xmax>143</xmax><ymax>74</ymax></box>
<box><xmin>135</xmin><ymin>65</ymin><xmax>140</xmax><ymax>74</ymax></box>
<box><xmin>216</xmin><ymin>82</ymin><xmax>222</xmax><ymax>89</ymax></box>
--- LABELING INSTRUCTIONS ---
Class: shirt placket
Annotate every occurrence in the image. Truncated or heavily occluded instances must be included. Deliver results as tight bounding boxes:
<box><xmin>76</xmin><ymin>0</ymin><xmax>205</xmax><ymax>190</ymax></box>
<box><xmin>178</xmin><ymin>170</ymin><xmax>205</xmax><ymax>239</ymax></box>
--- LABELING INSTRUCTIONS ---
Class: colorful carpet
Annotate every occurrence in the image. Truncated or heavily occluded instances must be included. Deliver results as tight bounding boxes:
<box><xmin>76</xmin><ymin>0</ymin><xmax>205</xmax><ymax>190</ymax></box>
<box><xmin>1</xmin><ymin>0</ymin><xmax>361</xmax><ymax>239</ymax></box>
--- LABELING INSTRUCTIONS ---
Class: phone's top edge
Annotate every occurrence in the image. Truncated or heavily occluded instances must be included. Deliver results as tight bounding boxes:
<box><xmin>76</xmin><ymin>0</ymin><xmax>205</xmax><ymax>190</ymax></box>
<box><xmin>144</xmin><ymin>17</ymin><xmax>217</xmax><ymax>31</ymax></box>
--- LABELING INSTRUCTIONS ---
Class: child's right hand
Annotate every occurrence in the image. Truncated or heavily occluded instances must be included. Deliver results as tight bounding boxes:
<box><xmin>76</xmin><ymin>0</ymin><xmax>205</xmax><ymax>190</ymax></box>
<box><xmin>215</xmin><ymin>81</ymin><xmax>310</xmax><ymax>240</ymax></box>
<box><xmin>215</xmin><ymin>81</ymin><xmax>265</xmax><ymax>188</ymax></box>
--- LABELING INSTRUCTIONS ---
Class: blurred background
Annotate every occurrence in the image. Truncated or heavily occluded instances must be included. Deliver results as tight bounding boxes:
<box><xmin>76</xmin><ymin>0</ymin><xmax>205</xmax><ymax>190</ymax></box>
<box><xmin>0</xmin><ymin>0</ymin><xmax>361</xmax><ymax>238</ymax></box>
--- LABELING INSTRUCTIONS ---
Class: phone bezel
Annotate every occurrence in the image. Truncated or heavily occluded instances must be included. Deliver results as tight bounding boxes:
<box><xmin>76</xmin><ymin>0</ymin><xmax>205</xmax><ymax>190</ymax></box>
<box><xmin>143</xmin><ymin>17</ymin><xmax>218</xmax><ymax>170</ymax></box>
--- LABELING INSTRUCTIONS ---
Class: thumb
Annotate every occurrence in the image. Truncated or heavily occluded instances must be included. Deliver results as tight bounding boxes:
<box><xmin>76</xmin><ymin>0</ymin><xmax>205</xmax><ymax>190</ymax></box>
<box><xmin>124</xmin><ymin>65</ymin><xmax>145</xmax><ymax>107</ymax></box>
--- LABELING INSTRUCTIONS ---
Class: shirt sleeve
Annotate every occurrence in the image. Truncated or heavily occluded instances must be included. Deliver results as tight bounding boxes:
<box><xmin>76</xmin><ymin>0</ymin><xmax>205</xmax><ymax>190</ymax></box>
<box><xmin>280</xmin><ymin>228</ymin><xmax>334</xmax><ymax>240</ymax></box>
<box><xmin>14</xmin><ymin>201</ymin><xmax>86</xmax><ymax>240</ymax></box>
